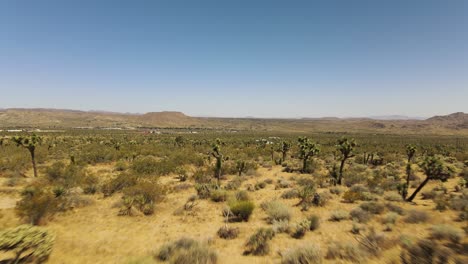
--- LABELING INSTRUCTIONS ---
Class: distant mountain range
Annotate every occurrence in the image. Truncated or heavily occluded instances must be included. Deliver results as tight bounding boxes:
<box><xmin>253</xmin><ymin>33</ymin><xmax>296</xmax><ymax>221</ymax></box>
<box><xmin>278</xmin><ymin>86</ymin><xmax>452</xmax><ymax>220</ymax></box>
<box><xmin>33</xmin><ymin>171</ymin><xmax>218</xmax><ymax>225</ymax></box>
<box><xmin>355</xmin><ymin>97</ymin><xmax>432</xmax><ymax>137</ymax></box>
<box><xmin>0</xmin><ymin>108</ymin><xmax>466</xmax><ymax>135</ymax></box>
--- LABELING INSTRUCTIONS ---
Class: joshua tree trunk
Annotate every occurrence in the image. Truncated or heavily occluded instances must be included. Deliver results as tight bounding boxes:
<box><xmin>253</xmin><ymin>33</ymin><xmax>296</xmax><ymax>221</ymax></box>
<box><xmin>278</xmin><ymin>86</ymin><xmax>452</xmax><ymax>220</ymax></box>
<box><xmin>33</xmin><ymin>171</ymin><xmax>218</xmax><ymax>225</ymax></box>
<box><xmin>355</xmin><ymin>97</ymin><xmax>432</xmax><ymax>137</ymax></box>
<box><xmin>337</xmin><ymin>159</ymin><xmax>345</xmax><ymax>185</ymax></box>
<box><xmin>406</xmin><ymin>177</ymin><xmax>430</xmax><ymax>202</ymax></box>
<box><xmin>302</xmin><ymin>156</ymin><xmax>308</xmax><ymax>173</ymax></box>
<box><xmin>29</xmin><ymin>149</ymin><xmax>38</xmax><ymax>178</ymax></box>
<box><xmin>282</xmin><ymin>151</ymin><xmax>287</xmax><ymax>162</ymax></box>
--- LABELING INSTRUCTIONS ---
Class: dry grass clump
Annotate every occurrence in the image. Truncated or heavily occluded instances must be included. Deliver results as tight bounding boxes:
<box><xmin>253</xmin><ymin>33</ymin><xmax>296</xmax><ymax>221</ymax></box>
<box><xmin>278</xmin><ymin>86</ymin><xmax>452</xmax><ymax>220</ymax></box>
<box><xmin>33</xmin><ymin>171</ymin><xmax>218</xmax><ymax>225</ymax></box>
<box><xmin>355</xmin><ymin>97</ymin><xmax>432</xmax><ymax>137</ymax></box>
<box><xmin>384</xmin><ymin>192</ymin><xmax>403</xmax><ymax>202</ymax></box>
<box><xmin>281</xmin><ymin>189</ymin><xmax>299</xmax><ymax>199</ymax></box>
<box><xmin>329</xmin><ymin>210</ymin><xmax>350</xmax><ymax>222</ymax></box>
<box><xmin>262</xmin><ymin>200</ymin><xmax>292</xmax><ymax>223</ymax></box>
<box><xmin>326</xmin><ymin>241</ymin><xmax>366</xmax><ymax>263</ymax></box>
<box><xmin>244</xmin><ymin>228</ymin><xmax>275</xmax><ymax>256</ymax></box>
<box><xmin>403</xmin><ymin>210</ymin><xmax>429</xmax><ymax>224</ymax></box>
<box><xmin>386</xmin><ymin>202</ymin><xmax>406</xmax><ymax>215</ymax></box>
<box><xmin>156</xmin><ymin>237</ymin><xmax>217</xmax><ymax>264</ymax></box>
<box><xmin>430</xmin><ymin>224</ymin><xmax>464</xmax><ymax>244</ymax></box>
<box><xmin>272</xmin><ymin>219</ymin><xmax>291</xmax><ymax>234</ymax></box>
<box><xmin>281</xmin><ymin>245</ymin><xmax>323</xmax><ymax>264</ymax></box>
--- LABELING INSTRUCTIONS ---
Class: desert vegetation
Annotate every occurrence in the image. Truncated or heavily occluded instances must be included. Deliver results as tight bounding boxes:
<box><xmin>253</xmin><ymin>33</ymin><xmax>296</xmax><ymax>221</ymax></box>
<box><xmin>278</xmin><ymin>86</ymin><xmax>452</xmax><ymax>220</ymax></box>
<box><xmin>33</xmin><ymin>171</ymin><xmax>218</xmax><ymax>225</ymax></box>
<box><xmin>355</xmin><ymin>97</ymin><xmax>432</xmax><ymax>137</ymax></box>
<box><xmin>0</xmin><ymin>130</ymin><xmax>467</xmax><ymax>263</ymax></box>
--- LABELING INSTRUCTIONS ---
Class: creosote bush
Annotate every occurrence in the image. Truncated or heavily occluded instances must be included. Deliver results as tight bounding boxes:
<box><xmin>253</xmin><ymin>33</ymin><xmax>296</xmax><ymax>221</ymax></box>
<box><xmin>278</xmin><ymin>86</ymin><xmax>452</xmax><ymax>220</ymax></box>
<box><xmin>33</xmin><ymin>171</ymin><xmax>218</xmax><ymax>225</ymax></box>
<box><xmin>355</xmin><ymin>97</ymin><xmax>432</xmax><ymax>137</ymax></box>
<box><xmin>430</xmin><ymin>224</ymin><xmax>464</xmax><ymax>244</ymax></box>
<box><xmin>156</xmin><ymin>237</ymin><xmax>217</xmax><ymax>264</ymax></box>
<box><xmin>15</xmin><ymin>184</ymin><xmax>59</xmax><ymax>225</ymax></box>
<box><xmin>0</xmin><ymin>225</ymin><xmax>55</xmax><ymax>263</ymax></box>
<box><xmin>326</xmin><ymin>241</ymin><xmax>366</xmax><ymax>263</ymax></box>
<box><xmin>404</xmin><ymin>210</ymin><xmax>429</xmax><ymax>224</ymax></box>
<box><xmin>350</xmin><ymin>207</ymin><xmax>372</xmax><ymax>223</ymax></box>
<box><xmin>244</xmin><ymin>228</ymin><xmax>275</xmax><ymax>256</ymax></box>
<box><xmin>227</xmin><ymin>200</ymin><xmax>255</xmax><ymax>222</ymax></box>
<box><xmin>217</xmin><ymin>226</ymin><xmax>240</xmax><ymax>240</ymax></box>
<box><xmin>329</xmin><ymin>210</ymin><xmax>349</xmax><ymax>222</ymax></box>
<box><xmin>308</xmin><ymin>214</ymin><xmax>320</xmax><ymax>231</ymax></box>
<box><xmin>359</xmin><ymin>201</ymin><xmax>385</xmax><ymax>215</ymax></box>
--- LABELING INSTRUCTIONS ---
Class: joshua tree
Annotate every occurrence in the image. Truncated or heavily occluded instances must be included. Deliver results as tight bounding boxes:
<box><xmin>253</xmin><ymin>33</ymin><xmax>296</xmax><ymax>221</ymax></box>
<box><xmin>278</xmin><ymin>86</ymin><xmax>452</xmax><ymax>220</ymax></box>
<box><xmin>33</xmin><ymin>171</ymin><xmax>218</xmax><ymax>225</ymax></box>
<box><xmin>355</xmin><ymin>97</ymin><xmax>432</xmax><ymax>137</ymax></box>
<box><xmin>401</xmin><ymin>144</ymin><xmax>417</xmax><ymax>199</ymax></box>
<box><xmin>406</xmin><ymin>155</ymin><xmax>453</xmax><ymax>202</ymax></box>
<box><xmin>277</xmin><ymin>141</ymin><xmax>291</xmax><ymax>162</ymax></box>
<box><xmin>236</xmin><ymin>160</ymin><xmax>247</xmax><ymax>176</ymax></box>
<box><xmin>336</xmin><ymin>137</ymin><xmax>356</xmax><ymax>185</ymax></box>
<box><xmin>211</xmin><ymin>138</ymin><xmax>228</xmax><ymax>185</ymax></box>
<box><xmin>12</xmin><ymin>134</ymin><xmax>42</xmax><ymax>178</ymax></box>
<box><xmin>297</xmin><ymin>137</ymin><xmax>320</xmax><ymax>173</ymax></box>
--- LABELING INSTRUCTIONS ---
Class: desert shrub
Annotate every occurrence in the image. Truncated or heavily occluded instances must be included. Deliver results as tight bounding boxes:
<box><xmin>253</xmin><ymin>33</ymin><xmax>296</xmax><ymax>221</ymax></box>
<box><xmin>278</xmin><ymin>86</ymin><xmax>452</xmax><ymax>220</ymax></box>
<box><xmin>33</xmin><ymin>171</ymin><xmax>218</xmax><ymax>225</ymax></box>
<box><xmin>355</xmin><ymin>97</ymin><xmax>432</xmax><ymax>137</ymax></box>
<box><xmin>384</xmin><ymin>192</ymin><xmax>403</xmax><ymax>202</ymax></box>
<box><xmin>350</xmin><ymin>207</ymin><xmax>372</xmax><ymax>223</ymax></box>
<box><xmin>114</xmin><ymin>160</ymin><xmax>128</xmax><ymax>171</ymax></box>
<box><xmin>281</xmin><ymin>189</ymin><xmax>299</xmax><ymax>199</ymax></box>
<box><xmin>254</xmin><ymin>181</ymin><xmax>267</xmax><ymax>190</ymax></box>
<box><xmin>351</xmin><ymin>221</ymin><xmax>366</xmax><ymax>234</ymax></box>
<box><xmin>430</xmin><ymin>224</ymin><xmax>464</xmax><ymax>244</ymax></box>
<box><xmin>344</xmin><ymin>164</ymin><xmax>370</xmax><ymax>187</ymax></box>
<box><xmin>16</xmin><ymin>184</ymin><xmax>59</xmax><ymax>225</ymax></box>
<box><xmin>262</xmin><ymin>200</ymin><xmax>292</xmax><ymax>223</ymax></box>
<box><xmin>291</xmin><ymin>219</ymin><xmax>311</xmax><ymax>239</ymax></box>
<box><xmin>281</xmin><ymin>245</ymin><xmax>322</xmax><ymax>264</ymax></box>
<box><xmin>450</xmin><ymin>194</ymin><xmax>468</xmax><ymax>212</ymax></box>
<box><xmin>0</xmin><ymin>225</ymin><xmax>55</xmax><ymax>263</ymax></box>
<box><xmin>194</xmin><ymin>183</ymin><xmax>218</xmax><ymax>199</ymax></box>
<box><xmin>264</xmin><ymin>178</ymin><xmax>274</xmax><ymax>184</ymax></box>
<box><xmin>355</xmin><ymin>228</ymin><xmax>394</xmax><ymax>257</ymax></box>
<box><xmin>382</xmin><ymin>212</ymin><xmax>399</xmax><ymax>225</ymax></box>
<box><xmin>342</xmin><ymin>185</ymin><xmax>375</xmax><ymax>203</ymax></box>
<box><xmin>312</xmin><ymin>192</ymin><xmax>332</xmax><ymax>207</ymax></box>
<box><xmin>45</xmin><ymin>162</ymin><xmax>88</xmax><ymax>188</ymax></box>
<box><xmin>276</xmin><ymin>178</ymin><xmax>293</xmax><ymax>189</ymax></box>
<box><xmin>359</xmin><ymin>202</ymin><xmax>385</xmax><ymax>215</ymax></box>
<box><xmin>119</xmin><ymin>180</ymin><xmax>165</xmax><ymax>216</ymax></box>
<box><xmin>404</xmin><ymin>210</ymin><xmax>429</xmax><ymax>224</ymax></box>
<box><xmin>235</xmin><ymin>190</ymin><xmax>250</xmax><ymax>201</ymax></box>
<box><xmin>272</xmin><ymin>219</ymin><xmax>291</xmax><ymax>234</ymax></box>
<box><xmin>193</xmin><ymin>169</ymin><xmax>212</xmax><ymax>184</ymax></box>
<box><xmin>400</xmin><ymin>238</ymin><xmax>455</xmax><ymax>264</ymax></box>
<box><xmin>156</xmin><ymin>237</ymin><xmax>217</xmax><ymax>264</ymax></box>
<box><xmin>421</xmin><ymin>191</ymin><xmax>437</xmax><ymax>200</ymax></box>
<box><xmin>244</xmin><ymin>228</ymin><xmax>275</xmax><ymax>256</ymax></box>
<box><xmin>210</xmin><ymin>189</ymin><xmax>228</xmax><ymax>202</ymax></box>
<box><xmin>329</xmin><ymin>186</ymin><xmax>344</xmax><ymax>195</ymax></box>
<box><xmin>308</xmin><ymin>214</ymin><xmax>320</xmax><ymax>231</ymax></box>
<box><xmin>296</xmin><ymin>177</ymin><xmax>315</xmax><ymax>187</ymax></box>
<box><xmin>228</xmin><ymin>200</ymin><xmax>255</xmax><ymax>222</ymax></box>
<box><xmin>296</xmin><ymin>184</ymin><xmax>316</xmax><ymax>210</ymax></box>
<box><xmin>217</xmin><ymin>226</ymin><xmax>240</xmax><ymax>240</ymax></box>
<box><xmin>326</xmin><ymin>241</ymin><xmax>366</xmax><ymax>263</ymax></box>
<box><xmin>225</xmin><ymin>177</ymin><xmax>243</xmax><ymax>190</ymax></box>
<box><xmin>386</xmin><ymin>203</ymin><xmax>405</xmax><ymax>215</ymax></box>
<box><xmin>102</xmin><ymin>172</ymin><xmax>138</xmax><ymax>196</ymax></box>
<box><xmin>329</xmin><ymin>210</ymin><xmax>349</xmax><ymax>222</ymax></box>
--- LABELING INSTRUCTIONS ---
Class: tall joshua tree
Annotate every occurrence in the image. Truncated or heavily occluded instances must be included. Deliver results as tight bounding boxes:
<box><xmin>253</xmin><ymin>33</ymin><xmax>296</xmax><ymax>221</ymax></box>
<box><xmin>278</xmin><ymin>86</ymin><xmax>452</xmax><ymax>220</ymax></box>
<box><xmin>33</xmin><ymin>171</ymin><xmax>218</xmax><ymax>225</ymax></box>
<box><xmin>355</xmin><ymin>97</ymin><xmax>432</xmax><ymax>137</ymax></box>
<box><xmin>406</xmin><ymin>155</ymin><xmax>453</xmax><ymax>202</ymax></box>
<box><xmin>277</xmin><ymin>141</ymin><xmax>291</xmax><ymax>162</ymax></box>
<box><xmin>12</xmin><ymin>134</ymin><xmax>43</xmax><ymax>178</ymax></box>
<box><xmin>298</xmin><ymin>137</ymin><xmax>320</xmax><ymax>173</ymax></box>
<box><xmin>336</xmin><ymin>137</ymin><xmax>356</xmax><ymax>185</ymax></box>
<box><xmin>211</xmin><ymin>138</ymin><xmax>227</xmax><ymax>185</ymax></box>
<box><xmin>402</xmin><ymin>144</ymin><xmax>417</xmax><ymax>199</ymax></box>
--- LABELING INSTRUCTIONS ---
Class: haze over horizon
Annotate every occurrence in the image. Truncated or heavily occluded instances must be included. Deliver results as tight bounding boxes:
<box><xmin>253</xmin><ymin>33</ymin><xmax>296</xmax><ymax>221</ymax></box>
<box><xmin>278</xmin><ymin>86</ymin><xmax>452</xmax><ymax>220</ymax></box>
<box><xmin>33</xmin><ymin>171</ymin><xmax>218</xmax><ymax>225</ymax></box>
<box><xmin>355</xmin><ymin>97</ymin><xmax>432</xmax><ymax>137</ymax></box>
<box><xmin>1</xmin><ymin>0</ymin><xmax>467</xmax><ymax>118</ymax></box>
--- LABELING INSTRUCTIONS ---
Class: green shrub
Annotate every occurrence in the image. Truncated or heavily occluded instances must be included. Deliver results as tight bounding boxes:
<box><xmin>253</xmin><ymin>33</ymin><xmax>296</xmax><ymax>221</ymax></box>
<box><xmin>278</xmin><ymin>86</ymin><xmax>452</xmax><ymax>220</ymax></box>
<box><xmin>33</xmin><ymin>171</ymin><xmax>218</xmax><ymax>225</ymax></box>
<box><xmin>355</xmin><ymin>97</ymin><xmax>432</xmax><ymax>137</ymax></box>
<box><xmin>272</xmin><ymin>219</ymin><xmax>291</xmax><ymax>234</ymax></box>
<box><xmin>0</xmin><ymin>225</ymin><xmax>55</xmax><ymax>263</ymax></box>
<box><xmin>281</xmin><ymin>189</ymin><xmax>299</xmax><ymax>199</ymax></box>
<box><xmin>156</xmin><ymin>237</ymin><xmax>217</xmax><ymax>264</ymax></box>
<box><xmin>102</xmin><ymin>172</ymin><xmax>138</xmax><ymax>196</ymax></box>
<box><xmin>308</xmin><ymin>214</ymin><xmax>320</xmax><ymax>231</ymax></box>
<box><xmin>281</xmin><ymin>245</ymin><xmax>322</xmax><ymax>264</ymax></box>
<box><xmin>194</xmin><ymin>183</ymin><xmax>218</xmax><ymax>199</ymax></box>
<box><xmin>210</xmin><ymin>189</ymin><xmax>228</xmax><ymax>202</ymax></box>
<box><xmin>244</xmin><ymin>228</ymin><xmax>275</xmax><ymax>256</ymax></box>
<box><xmin>228</xmin><ymin>200</ymin><xmax>255</xmax><ymax>222</ymax></box>
<box><xmin>262</xmin><ymin>200</ymin><xmax>292</xmax><ymax>223</ymax></box>
<box><xmin>235</xmin><ymin>190</ymin><xmax>250</xmax><ymax>201</ymax></box>
<box><xmin>430</xmin><ymin>224</ymin><xmax>464</xmax><ymax>244</ymax></box>
<box><xmin>119</xmin><ymin>180</ymin><xmax>165</xmax><ymax>216</ymax></box>
<box><xmin>291</xmin><ymin>219</ymin><xmax>310</xmax><ymax>239</ymax></box>
<box><xmin>329</xmin><ymin>186</ymin><xmax>344</xmax><ymax>195</ymax></box>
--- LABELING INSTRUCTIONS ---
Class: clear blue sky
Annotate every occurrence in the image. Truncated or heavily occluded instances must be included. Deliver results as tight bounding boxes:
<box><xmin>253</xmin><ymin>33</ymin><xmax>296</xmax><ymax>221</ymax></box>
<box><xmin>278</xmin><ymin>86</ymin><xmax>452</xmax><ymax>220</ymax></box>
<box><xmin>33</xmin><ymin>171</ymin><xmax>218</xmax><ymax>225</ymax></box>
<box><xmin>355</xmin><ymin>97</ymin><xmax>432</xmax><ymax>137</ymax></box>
<box><xmin>1</xmin><ymin>0</ymin><xmax>467</xmax><ymax>118</ymax></box>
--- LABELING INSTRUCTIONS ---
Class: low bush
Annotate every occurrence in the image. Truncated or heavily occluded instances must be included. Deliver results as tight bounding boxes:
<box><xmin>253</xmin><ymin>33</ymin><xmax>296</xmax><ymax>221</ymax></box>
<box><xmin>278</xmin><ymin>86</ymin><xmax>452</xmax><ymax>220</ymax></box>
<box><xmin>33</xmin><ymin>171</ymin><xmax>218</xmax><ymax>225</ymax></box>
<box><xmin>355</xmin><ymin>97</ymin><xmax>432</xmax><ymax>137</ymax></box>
<box><xmin>15</xmin><ymin>184</ymin><xmax>59</xmax><ymax>225</ymax></box>
<box><xmin>118</xmin><ymin>180</ymin><xmax>165</xmax><ymax>216</ymax></box>
<box><xmin>228</xmin><ymin>200</ymin><xmax>255</xmax><ymax>222</ymax></box>
<box><xmin>308</xmin><ymin>214</ymin><xmax>320</xmax><ymax>231</ymax></box>
<box><xmin>381</xmin><ymin>212</ymin><xmax>398</xmax><ymax>225</ymax></box>
<box><xmin>385</xmin><ymin>203</ymin><xmax>405</xmax><ymax>215</ymax></box>
<box><xmin>102</xmin><ymin>172</ymin><xmax>138</xmax><ymax>197</ymax></box>
<box><xmin>350</xmin><ymin>207</ymin><xmax>372</xmax><ymax>223</ymax></box>
<box><xmin>210</xmin><ymin>189</ymin><xmax>228</xmax><ymax>202</ymax></box>
<box><xmin>0</xmin><ymin>225</ymin><xmax>55</xmax><ymax>263</ymax></box>
<box><xmin>156</xmin><ymin>237</ymin><xmax>217</xmax><ymax>264</ymax></box>
<box><xmin>235</xmin><ymin>190</ymin><xmax>250</xmax><ymax>201</ymax></box>
<box><xmin>329</xmin><ymin>210</ymin><xmax>350</xmax><ymax>222</ymax></box>
<box><xmin>272</xmin><ymin>219</ymin><xmax>291</xmax><ymax>234</ymax></box>
<box><xmin>312</xmin><ymin>192</ymin><xmax>332</xmax><ymax>207</ymax></box>
<box><xmin>384</xmin><ymin>192</ymin><xmax>403</xmax><ymax>202</ymax></box>
<box><xmin>329</xmin><ymin>186</ymin><xmax>344</xmax><ymax>195</ymax></box>
<box><xmin>281</xmin><ymin>189</ymin><xmax>299</xmax><ymax>199</ymax></box>
<box><xmin>244</xmin><ymin>228</ymin><xmax>275</xmax><ymax>256</ymax></box>
<box><xmin>404</xmin><ymin>210</ymin><xmax>429</xmax><ymax>224</ymax></box>
<box><xmin>291</xmin><ymin>219</ymin><xmax>310</xmax><ymax>239</ymax></box>
<box><xmin>262</xmin><ymin>200</ymin><xmax>292</xmax><ymax>223</ymax></box>
<box><xmin>217</xmin><ymin>226</ymin><xmax>240</xmax><ymax>240</ymax></box>
<box><xmin>359</xmin><ymin>202</ymin><xmax>385</xmax><ymax>215</ymax></box>
<box><xmin>400</xmin><ymin>239</ymin><xmax>455</xmax><ymax>264</ymax></box>
<box><xmin>281</xmin><ymin>245</ymin><xmax>322</xmax><ymax>264</ymax></box>
<box><xmin>194</xmin><ymin>183</ymin><xmax>218</xmax><ymax>199</ymax></box>
<box><xmin>430</xmin><ymin>224</ymin><xmax>464</xmax><ymax>244</ymax></box>
<box><xmin>326</xmin><ymin>241</ymin><xmax>366</xmax><ymax>263</ymax></box>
